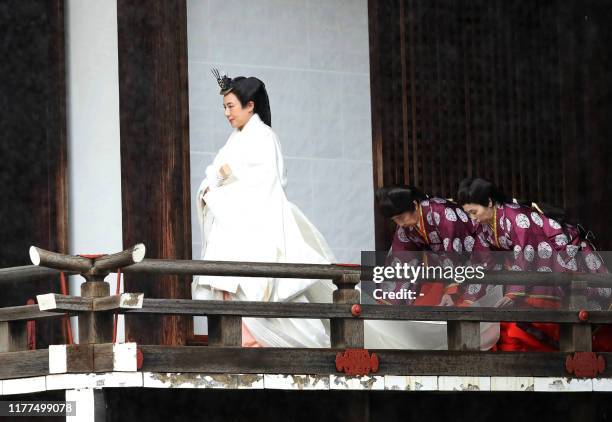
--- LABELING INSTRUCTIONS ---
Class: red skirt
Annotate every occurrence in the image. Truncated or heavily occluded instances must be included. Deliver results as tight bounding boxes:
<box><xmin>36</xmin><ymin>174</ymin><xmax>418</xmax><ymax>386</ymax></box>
<box><xmin>496</xmin><ymin>297</ymin><xmax>560</xmax><ymax>352</ymax></box>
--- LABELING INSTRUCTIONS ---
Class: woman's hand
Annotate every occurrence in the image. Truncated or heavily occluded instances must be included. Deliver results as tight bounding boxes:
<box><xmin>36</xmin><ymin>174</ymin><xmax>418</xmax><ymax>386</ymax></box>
<box><xmin>439</xmin><ymin>294</ymin><xmax>455</xmax><ymax>306</ymax></box>
<box><xmin>219</xmin><ymin>164</ymin><xmax>232</xmax><ymax>179</ymax></box>
<box><xmin>495</xmin><ymin>296</ymin><xmax>514</xmax><ymax>308</ymax></box>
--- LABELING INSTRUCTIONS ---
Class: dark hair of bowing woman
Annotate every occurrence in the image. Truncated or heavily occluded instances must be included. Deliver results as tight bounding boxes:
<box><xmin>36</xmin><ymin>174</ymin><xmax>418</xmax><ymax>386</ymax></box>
<box><xmin>457</xmin><ymin>177</ymin><xmax>610</xmax><ymax>352</ymax></box>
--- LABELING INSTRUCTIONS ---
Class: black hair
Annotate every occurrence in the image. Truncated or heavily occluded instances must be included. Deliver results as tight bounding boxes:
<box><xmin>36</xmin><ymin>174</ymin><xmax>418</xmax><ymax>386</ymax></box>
<box><xmin>375</xmin><ymin>185</ymin><xmax>429</xmax><ymax>217</ymax></box>
<box><xmin>457</xmin><ymin>178</ymin><xmax>511</xmax><ymax>206</ymax></box>
<box><xmin>457</xmin><ymin>177</ymin><xmax>568</xmax><ymax>225</ymax></box>
<box><xmin>228</xmin><ymin>76</ymin><xmax>272</xmax><ymax>127</ymax></box>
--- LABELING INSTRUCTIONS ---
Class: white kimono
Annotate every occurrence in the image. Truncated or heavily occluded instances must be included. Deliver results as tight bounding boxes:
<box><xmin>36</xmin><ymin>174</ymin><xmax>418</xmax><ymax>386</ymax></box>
<box><xmin>193</xmin><ymin>113</ymin><xmax>498</xmax><ymax>350</ymax></box>
<box><xmin>192</xmin><ymin>113</ymin><xmax>336</xmax><ymax>347</ymax></box>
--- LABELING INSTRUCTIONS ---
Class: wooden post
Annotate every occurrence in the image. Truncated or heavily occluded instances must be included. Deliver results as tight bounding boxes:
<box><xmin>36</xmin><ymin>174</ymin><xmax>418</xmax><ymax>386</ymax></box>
<box><xmin>447</xmin><ymin>321</ymin><xmax>480</xmax><ymax>351</ymax></box>
<box><xmin>79</xmin><ymin>278</ymin><xmax>113</xmax><ymax>344</ymax></box>
<box><xmin>0</xmin><ymin>321</ymin><xmax>27</xmax><ymax>352</ymax></box>
<box><xmin>560</xmin><ymin>280</ymin><xmax>591</xmax><ymax>352</ymax></box>
<box><xmin>207</xmin><ymin>316</ymin><xmax>242</xmax><ymax>347</ymax></box>
<box><xmin>331</xmin><ymin>274</ymin><xmax>364</xmax><ymax>348</ymax></box>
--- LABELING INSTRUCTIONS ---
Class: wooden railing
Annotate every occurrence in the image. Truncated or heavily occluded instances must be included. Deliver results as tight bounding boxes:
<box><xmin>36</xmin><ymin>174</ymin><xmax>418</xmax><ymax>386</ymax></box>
<box><xmin>1</xmin><ymin>245</ymin><xmax>612</xmax><ymax>381</ymax></box>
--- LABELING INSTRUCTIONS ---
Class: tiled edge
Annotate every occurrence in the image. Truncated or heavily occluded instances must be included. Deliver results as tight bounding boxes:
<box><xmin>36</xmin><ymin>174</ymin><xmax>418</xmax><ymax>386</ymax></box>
<box><xmin>142</xmin><ymin>373</ymin><xmax>237</xmax><ymax>389</ymax></box>
<box><xmin>47</xmin><ymin>374</ymin><xmax>98</xmax><ymax>391</ymax></box>
<box><xmin>490</xmin><ymin>377</ymin><xmax>535</xmax><ymax>392</ymax></box>
<box><xmin>1</xmin><ymin>376</ymin><xmax>47</xmax><ymax>395</ymax></box>
<box><xmin>330</xmin><ymin>375</ymin><xmax>385</xmax><ymax>390</ymax></box>
<box><xmin>0</xmin><ymin>372</ymin><xmax>605</xmax><ymax>393</ymax></box>
<box><xmin>438</xmin><ymin>377</ymin><xmax>491</xmax><ymax>392</ymax></box>
<box><xmin>92</xmin><ymin>372</ymin><xmax>143</xmax><ymax>388</ymax></box>
<box><xmin>236</xmin><ymin>374</ymin><xmax>264</xmax><ymax>389</ymax></box>
<box><xmin>264</xmin><ymin>374</ymin><xmax>329</xmax><ymax>390</ymax></box>
<box><xmin>384</xmin><ymin>376</ymin><xmax>438</xmax><ymax>391</ymax></box>
<box><xmin>593</xmin><ymin>378</ymin><xmax>612</xmax><ymax>392</ymax></box>
<box><xmin>534</xmin><ymin>377</ymin><xmax>593</xmax><ymax>392</ymax></box>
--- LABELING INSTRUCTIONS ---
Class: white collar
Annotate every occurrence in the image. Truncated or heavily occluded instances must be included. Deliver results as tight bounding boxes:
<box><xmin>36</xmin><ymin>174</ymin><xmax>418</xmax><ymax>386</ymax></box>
<box><xmin>237</xmin><ymin>113</ymin><xmax>262</xmax><ymax>133</ymax></box>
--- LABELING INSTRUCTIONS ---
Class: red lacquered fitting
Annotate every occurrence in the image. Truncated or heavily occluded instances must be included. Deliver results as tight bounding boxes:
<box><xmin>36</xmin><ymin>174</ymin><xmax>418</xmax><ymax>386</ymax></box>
<box><xmin>136</xmin><ymin>348</ymin><xmax>144</xmax><ymax>369</ymax></box>
<box><xmin>351</xmin><ymin>304</ymin><xmax>362</xmax><ymax>317</ymax></box>
<box><xmin>578</xmin><ymin>310</ymin><xmax>589</xmax><ymax>322</ymax></box>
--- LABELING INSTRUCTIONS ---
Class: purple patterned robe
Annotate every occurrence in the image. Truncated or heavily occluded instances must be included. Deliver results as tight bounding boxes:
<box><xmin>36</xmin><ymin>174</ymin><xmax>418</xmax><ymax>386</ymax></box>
<box><xmin>464</xmin><ymin>203</ymin><xmax>610</xmax><ymax>309</ymax></box>
<box><xmin>385</xmin><ymin>198</ymin><xmax>477</xmax><ymax>304</ymax></box>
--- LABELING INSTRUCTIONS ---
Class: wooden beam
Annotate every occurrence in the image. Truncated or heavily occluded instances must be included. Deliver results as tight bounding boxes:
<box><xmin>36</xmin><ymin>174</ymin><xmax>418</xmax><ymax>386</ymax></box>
<box><xmin>447</xmin><ymin>321</ymin><xmax>480</xmax><ymax>351</ymax></box>
<box><xmin>0</xmin><ymin>321</ymin><xmax>27</xmax><ymax>352</ymax></box>
<box><xmin>138</xmin><ymin>346</ymin><xmax>612</xmax><ymax>377</ymax></box>
<box><xmin>48</xmin><ymin>344</ymin><xmax>93</xmax><ymax>374</ymax></box>
<box><xmin>0</xmin><ymin>0</ymin><xmax>68</xmax><ymax>348</ymax></box>
<box><xmin>0</xmin><ymin>349</ymin><xmax>48</xmax><ymax>379</ymax></box>
<box><xmin>122</xmin><ymin>259</ymin><xmax>612</xmax><ymax>287</ymax></box>
<box><xmin>122</xmin><ymin>299</ymin><xmax>612</xmax><ymax>324</ymax></box>
<box><xmin>0</xmin><ymin>266</ymin><xmax>74</xmax><ymax>285</ymax></box>
<box><xmin>118</xmin><ymin>0</ymin><xmax>192</xmax><ymax>346</ymax></box>
<box><xmin>37</xmin><ymin>294</ymin><xmax>92</xmax><ymax>312</ymax></box>
<box><xmin>331</xmin><ymin>274</ymin><xmax>364</xmax><ymax>348</ymax></box>
<box><xmin>29</xmin><ymin>246</ymin><xmax>91</xmax><ymax>273</ymax></box>
<box><xmin>93</xmin><ymin>343</ymin><xmax>138</xmax><ymax>372</ymax></box>
<box><xmin>0</xmin><ymin>304</ymin><xmax>63</xmax><ymax>322</ymax></box>
<box><xmin>123</xmin><ymin>259</ymin><xmax>358</xmax><ymax>280</ymax></box>
<box><xmin>93</xmin><ymin>293</ymin><xmax>144</xmax><ymax>311</ymax></box>
<box><xmin>35</xmin><ymin>293</ymin><xmax>144</xmax><ymax>313</ymax></box>
<box><xmin>92</xmin><ymin>244</ymin><xmax>146</xmax><ymax>272</ymax></box>
<box><xmin>560</xmin><ymin>280</ymin><xmax>592</xmax><ymax>352</ymax></box>
<box><xmin>208</xmin><ymin>316</ymin><xmax>242</xmax><ymax>347</ymax></box>
<box><xmin>79</xmin><ymin>282</ymin><xmax>113</xmax><ymax>345</ymax></box>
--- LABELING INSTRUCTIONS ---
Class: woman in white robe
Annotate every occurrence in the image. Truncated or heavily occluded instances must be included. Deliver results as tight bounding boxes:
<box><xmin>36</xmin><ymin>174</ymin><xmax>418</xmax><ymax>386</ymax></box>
<box><xmin>192</xmin><ymin>72</ymin><xmax>336</xmax><ymax>347</ymax></box>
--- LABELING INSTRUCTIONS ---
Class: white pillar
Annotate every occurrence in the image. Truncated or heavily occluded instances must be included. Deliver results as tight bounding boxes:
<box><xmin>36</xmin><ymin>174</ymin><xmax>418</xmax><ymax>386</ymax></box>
<box><xmin>66</xmin><ymin>388</ymin><xmax>106</xmax><ymax>422</ymax></box>
<box><xmin>65</xmin><ymin>0</ymin><xmax>124</xmax><ymax>343</ymax></box>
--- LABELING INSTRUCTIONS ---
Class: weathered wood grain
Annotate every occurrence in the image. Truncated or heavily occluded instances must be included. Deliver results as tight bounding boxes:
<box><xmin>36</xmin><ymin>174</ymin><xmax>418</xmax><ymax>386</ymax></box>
<box><xmin>138</xmin><ymin>346</ymin><xmax>612</xmax><ymax>377</ymax></box>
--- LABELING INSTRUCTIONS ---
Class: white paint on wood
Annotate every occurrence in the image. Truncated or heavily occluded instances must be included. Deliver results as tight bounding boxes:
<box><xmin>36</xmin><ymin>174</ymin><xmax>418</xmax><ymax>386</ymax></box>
<box><xmin>47</xmin><ymin>374</ymin><xmax>97</xmax><ymax>391</ymax></box>
<box><xmin>593</xmin><ymin>378</ymin><xmax>612</xmax><ymax>392</ymax></box>
<box><xmin>113</xmin><ymin>342</ymin><xmax>137</xmax><ymax>371</ymax></box>
<box><xmin>384</xmin><ymin>375</ymin><xmax>438</xmax><ymax>391</ymax></box>
<box><xmin>132</xmin><ymin>244</ymin><xmax>146</xmax><ymax>263</ymax></box>
<box><xmin>119</xmin><ymin>293</ymin><xmax>143</xmax><ymax>309</ymax></box>
<box><xmin>29</xmin><ymin>246</ymin><xmax>41</xmax><ymax>266</ymax></box>
<box><xmin>490</xmin><ymin>377</ymin><xmax>534</xmax><ymax>391</ymax></box>
<box><xmin>142</xmin><ymin>372</ymin><xmax>238</xmax><ymax>389</ymax></box>
<box><xmin>236</xmin><ymin>374</ymin><xmax>264</xmax><ymax>389</ymax></box>
<box><xmin>2</xmin><ymin>376</ymin><xmax>47</xmax><ymax>395</ymax></box>
<box><xmin>92</xmin><ymin>372</ymin><xmax>143</xmax><ymax>388</ymax></box>
<box><xmin>534</xmin><ymin>377</ymin><xmax>592</xmax><ymax>392</ymax></box>
<box><xmin>48</xmin><ymin>344</ymin><xmax>67</xmax><ymax>374</ymax></box>
<box><xmin>264</xmin><ymin>374</ymin><xmax>330</xmax><ymax>390</ymax></box>
<box><xmin>438</xmin><ymin>376</ymin><xmax>491</xmax><ymax>391</ymax></box>
<box><xmin>330</xmin><ymin>375</ymin><xmax>385</xmax><ymax>390</ymax></box>
<box><xmin>36</xmin><ymin>294</ymin><xmax>58</xmax><ymax>311</ymax></box>
<box><xmin>66</xmin><ymin>388</ymin><xmax>94</xmax><ymax>422</ymax></box>
<box><xmin>0</xmin><ymin>371</ymin><xmax>602</xmax><ymax>394</ymax></box>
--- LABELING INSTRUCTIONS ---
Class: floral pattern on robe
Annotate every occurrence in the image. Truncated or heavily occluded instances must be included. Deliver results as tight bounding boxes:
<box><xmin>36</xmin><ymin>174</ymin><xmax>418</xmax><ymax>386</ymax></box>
<box><xmin>464</xmin><ymin>203</ymin><xmax>609</xmax><ymax>309</ymax></box>
<box><xmin>384</xmin><ymin>198</ymin><xmax>477</xmax><ymax>305</ymax></box>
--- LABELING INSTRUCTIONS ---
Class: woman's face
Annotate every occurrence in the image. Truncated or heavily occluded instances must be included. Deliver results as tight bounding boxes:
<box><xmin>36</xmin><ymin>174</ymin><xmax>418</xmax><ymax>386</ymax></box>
<box><xmin>223</xmin><ymin>92</ymin><xmax>254</xmax><ymax>130</ymax></box>
<box><xmin>391</xmin><ymin>204</ymin><xmax>420</xmax><ymax>228</ymax></box>
<box><xmin>462</xmin><ymin>201</ymin><xmax>494</xmax><ymax>224</ymax></box>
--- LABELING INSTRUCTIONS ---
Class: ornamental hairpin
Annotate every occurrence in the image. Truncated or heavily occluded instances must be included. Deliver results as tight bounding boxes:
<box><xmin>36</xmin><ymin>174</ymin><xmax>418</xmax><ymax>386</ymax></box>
<box><xmin>211</xmin><ymin>68</ymin><xmax>233</xmax><ymax>95</ymax></box>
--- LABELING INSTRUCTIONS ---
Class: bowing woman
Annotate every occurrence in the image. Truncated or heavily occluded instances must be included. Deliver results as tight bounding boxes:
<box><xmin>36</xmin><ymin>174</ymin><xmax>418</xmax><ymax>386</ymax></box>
<box><xmin>376</xmin><ymin>185</ymin><xmax>481</xmax><ymax>306</ymax></box>
<box><xmin>192</xmin><ymin>70</ymin><xmax>336</xmax><ymax>348</ymax></box>
<box><xmin>369</xmin><ymin>185</ymin><xmax>500</xmax><ymax>351</ymax></box>
<box><xmin>458</xmin><ymin>177</ymin><xmax>610</xmax><ymax>351</ymax></box>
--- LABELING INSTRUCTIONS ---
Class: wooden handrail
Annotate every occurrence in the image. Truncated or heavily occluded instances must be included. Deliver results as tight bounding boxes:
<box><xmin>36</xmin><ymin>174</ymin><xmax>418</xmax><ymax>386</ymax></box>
<box><xmin>0</xmin><ymin>265</ymin><xmax>77</xmax><ymax>285</ymax></box>
<box><xmin>2</xmin><ymin>294</ymin><xmax>610</xmax><ymax>324</ymax></box>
